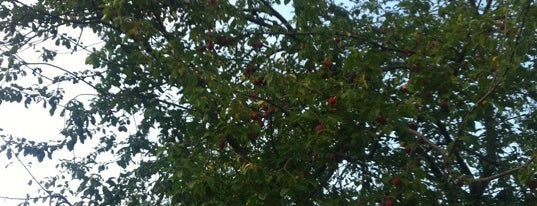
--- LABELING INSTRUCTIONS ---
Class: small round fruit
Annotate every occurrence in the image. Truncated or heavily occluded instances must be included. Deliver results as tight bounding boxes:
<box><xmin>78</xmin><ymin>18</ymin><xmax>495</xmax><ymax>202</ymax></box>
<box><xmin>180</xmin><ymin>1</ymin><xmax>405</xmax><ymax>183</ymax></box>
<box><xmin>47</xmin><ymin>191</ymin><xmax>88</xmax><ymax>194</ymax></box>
<box><xmin>383</xmin><ymin>199</ymin><xmax>394</xmax><ymax>206</ymax></box>
<box><xmin>408</xmin><ymin>122</ymin><xmax>418</xmax><ymax>130</ymax></box>
<box><xmin>257</xmin><ymin>119</ymin><xmax>265</xmax><ymax>127</ymax></box>
<box><xmin>315</xmin><ymin>124</ymin><xmax>326</xmax><ymax>133</ymax></box>
<box><xmin>250</xmin><ymin>110</ymin><xmax>261</xmax><ymax>120</ymax></box>
<box><xmin>334</xmin><ymin>36</ymin><xmax>341</xmax><ymax>43</ymax></box>
<box><xmin>252</xmin><ymin>77</ymin><xmax>264</xmax><ymax>86</ymax></box>
<box><xmin>392</xmin><ymin>177</ymin><xmax>402</xmax><ymax>187</ymax></box>
<box><xmin>329</xmin><ymin>153</ymin><xmax>337</xmax><ymax>162</ymax></box>
<box><xmin>251</xmin><ymin>40</ymin><xmax>263</xmax><ymax>50</ymax></box>
<box><xmin>400</xmin><ymin>85</ymin><xmax>408</xmax><ymax>93</ymax></box>
<box><xmin>206</xmin><ymin>42</ymin><xmax>215</xmax><ymax>50</ymax></box>
<box><xmin>243</xmin><ymin>65</ymin><xmax>255</xmax><ymax>76</ymax></box>
<box><xmin>249</xmin><ymin>133</ymin><xmax>258</xmax><ymax>141</ymax></box>
<box><xmin>377</xmin><ymin>116</ymin><xmax>387</xmax><ymax>125</ymax></box>
<box><xmin>218</xmin><ymin>139</ymin><xmax>226</xmax><ymax>149</ymax></box>
<box><xmin>404</xmin><ymin>146</ymin><xmax>412</xmax><ymax>155</ymax></box>
<box><xmin>323</xmin><ymin>59</ymin><xmax>332</xmax><ymax>69</ymax></box>
<box><xmin>440</xmin><ymin>100</ymin><xmax>449</xmax><ymax>111</ymax></box>
<box><xmin>328</xmin><ymin>96</ymin><xmax>337</xmax><ymax>105</ymax></box>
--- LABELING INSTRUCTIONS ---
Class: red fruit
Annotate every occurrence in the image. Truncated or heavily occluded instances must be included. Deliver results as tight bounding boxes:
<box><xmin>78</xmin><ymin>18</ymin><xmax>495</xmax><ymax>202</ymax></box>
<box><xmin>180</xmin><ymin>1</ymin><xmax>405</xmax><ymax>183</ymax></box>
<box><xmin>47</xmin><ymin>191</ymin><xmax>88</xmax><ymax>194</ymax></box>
<box><xmin>404</xmin><ymin>146</ymin><xmax>412</xmax><ymax>155</ymax></box>
<box><xmin>328</xmin><ymin>96</ymin><xmax>337</xmax><ymax>105</ymax></box>
<box><xmin>315</xmin><ymin>124</ymin><xmax>326</xmax><ymax>133</ymax></box>
<box><xmin>206</xmin><ymin>42</ymin><xmax>214</xmax><ymax>50</ymax></box>
<box><xmin>218</xmin><ymin>139</ymin><xmax>226</xmax><ymax>149</ymax></box>
<box><xmin>209</xmin><ymin>0</ymin><xmax>217</xmax><ymax>5</ymax></box>
<box><xmin>329</xmin><ymin>153</ymin><xmax>337</xmax><ymax>162</ymax></box>
<box><xmin>377</xmin><ymin>116</ymin><xmax>387</xmax><ymax>125</ymax></box>
<box><xmin>243</xmin><ymin>65</ymin><xmax>255</xmax><ymax>76</ymax></box>
<box><xmin>392</xmin><ymin>177</ymin><xmax>402</xmax><ymax>187</ymax></box>
<box><xmin>219</xmin><ymin>36</ymin><xmax>232</xmax><ymax>46</ymax></box>
<box><xmin>252</xmin><ymin>77</ymin><xmax>264</xmax><ymax>86</ymax></box>
<box><xmin>411</xmin><ymin>64</ymin><xmax>420</xmax><ymax>72</ymax></box>
<box><xmin>257</xmin><ymin>119</ymin><xmax>265</xmax><ymax>127</ymax></box>
<box><xmin>251</xmin><ymin>40</ymin><xmax>263</xmax><ymax>50</ymax></box>
<box><xmin>250</xmin><ymin>110</ymin><xmax>260</xmax><ymax>120</ymax></box>
<box><xmin>383</xmin><ymin>199</ymin><xmax>394</xmax><ymax>206</ymax></box>
<box><xmin>198</xmin><ymin>45</ymin><xmax>207</xmax><ymax>52</ymax></box>
<box><xmin>249</xmin><ymin>93</ymin><xmax>257</xmax><ymax>99</ymax></box>
<box><xmin>334</xmin><ymin>36</ymin><xmax>341</xmax><ymax>44</ymax></box>
<box><xmin>440</xmin><ymin>100</ymin><xmax>449</xmax><ymax>111</ymax></box>
<box><xmin>249</xmin><ymin>132</ymin><xmax>258</xmax><ymax>141</ymax></box>
<box><xmin>400</xmin><ymin>85</ymin><xmax>408</xmax><ymax>93</ymax></box>
<box><xmin>408</xmin><ymin>122</ymin><xmax>418</xmax><ymax>130</ymax></box>
<box><xmin>413</xmin><ymin>102</ymin><xmax>421</xmax><ymax>109</ymax></box>
<box><xmin>323</xmin><ymin>59</ymin><xmax>332</xmax><ymax>69</ymax></box>
<box><xmin>267</xmin><ymin>106</ymin><xmax>276</xmax><ymax>114</ymax></box>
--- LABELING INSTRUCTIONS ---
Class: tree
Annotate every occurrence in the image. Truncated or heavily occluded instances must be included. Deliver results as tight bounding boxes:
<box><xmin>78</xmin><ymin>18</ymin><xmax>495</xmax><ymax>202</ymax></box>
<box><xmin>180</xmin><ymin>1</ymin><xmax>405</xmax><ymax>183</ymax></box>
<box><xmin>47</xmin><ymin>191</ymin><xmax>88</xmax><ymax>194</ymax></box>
<box><xmin>1</xmin><ymin>0</ymin><xmax>537</xmax><ymax>205</ymax></box>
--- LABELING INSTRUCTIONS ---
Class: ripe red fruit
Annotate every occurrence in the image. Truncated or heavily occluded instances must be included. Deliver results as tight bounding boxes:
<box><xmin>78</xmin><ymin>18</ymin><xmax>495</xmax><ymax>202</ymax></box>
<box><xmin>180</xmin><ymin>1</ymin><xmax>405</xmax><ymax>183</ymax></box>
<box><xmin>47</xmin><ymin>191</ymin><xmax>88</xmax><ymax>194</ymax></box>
<box><xmin>206</xmin><ymin>42</ymin><xmax>214</xmax><ymax>50</ymax></box>
<box><xmin>267</xmin><ymin>106</ymin><xmax>276</xmax><ymax>114</ymax></box>
<box><xmin>322</xmin><ymin>59</ymin><xmax>332</xmax><ymax>69</ymax></box>
<box><xmin>413</xmin><ymin>102</ymin><xmax>421</xmax><ymax>109</ymax></box>
<box><xmin>400</xmin><ymin>85</ymin><xmax>408</xmax><ymax>93</ymax></box>
<box><xmin>392</xmin><ymin>177</ymin><xmax>402</xmax><ymax>187</ymax></box>
<box><xmin>315</xmin><ymin>124</ymin><xmax>326</xmax><ymax>133</ymax></box>
<box><xmin>218</xmin><ymin>139</ymin><xmax>226</xmax><ymax>149</ymax></box>
<box><xmin>411</xmin><ymin>64</ymin><xmax>420</xmax><ymax>72</ymax></box>
<box><xmin>249</xmin><ymin>132</ymin><xmax>258</xmax><ymax>141</ymax></box>
<box><xmin>252</xmin><ymin>77</ymin><xmax>264</xmax><ymax>86</ymax></box>
<box><xmin>250</xmin><ymin>110</ymin><xmax>260</xmax><ymax>120</ymax></box>
<box><xmin>249</xmin><ymin>93</ymin><xmax>257</xmax><ymax>99</ymax></box>
<box><xmin>243</xmin><ymin>65</ymin><xmax>255</xmax><ymax>76</ymax></box>
<box><xmin>209</xmin><ymin>0</ymin><xmax>217</xmax><ymax>5</ymax></box>
<box><xmin>383</xmin><ymin>199</ymin><xmax>394</xmax><ymax>206</ymax></box>
<box><xmin>257</xmin><ymin>119</ymin><xmax>265</xmax><ymax>127</ymax></box>
<box><xmin>440</xmin><ymin>100</ymin><xmax>449</xmax><ymax>111</ymax></box>
<box><xmin>219</xmin><ymin>36</ymin><xmax>232</xmax><ymax>46</ymax></box>
<box><xmin>328</xmin><ymin>96</ymin><xmax>337</xmax><ymax>105</ymax></box>
<box><xmin>251</xmin><ymin>40</ymin><xmax>263</xmax><ymax>50</ymax></box>
<box><xmin>408</xmin><ymin>122</ymin><xmax>418</xmax><ymax>130</ymax></box>
<box><xmin>377</xmin><ymin>116</ymin><xmax>387</xmax><ymax>125</ymax></box>
<box><xmin>329</xmin><ymin>153</ymin><xmax>337</xmax><ymax>162</ymax></box>
<box><xmin>334</xmin><ymin>36</ymin><xmax>341</xmax><ymax>44</ymax></box>
<box><xmin>404</xmin><ymin>146</ymin><xmax>412</xmax><ymax>155</ymax></box>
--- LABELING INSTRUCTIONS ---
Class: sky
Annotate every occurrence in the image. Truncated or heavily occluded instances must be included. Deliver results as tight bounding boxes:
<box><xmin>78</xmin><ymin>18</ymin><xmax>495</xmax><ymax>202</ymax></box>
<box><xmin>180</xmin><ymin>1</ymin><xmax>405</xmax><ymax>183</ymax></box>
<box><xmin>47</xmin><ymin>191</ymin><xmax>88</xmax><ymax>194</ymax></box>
<box><xmin>0</xmin><ymin>1</ymin><xmax>102</xmax><ymax>203</ymax></box>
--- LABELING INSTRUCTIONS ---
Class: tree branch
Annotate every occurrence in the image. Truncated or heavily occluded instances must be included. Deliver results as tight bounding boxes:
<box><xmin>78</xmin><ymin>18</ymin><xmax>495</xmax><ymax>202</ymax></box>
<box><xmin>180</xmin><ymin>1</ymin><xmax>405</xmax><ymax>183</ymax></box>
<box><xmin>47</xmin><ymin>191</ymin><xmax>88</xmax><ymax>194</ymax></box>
<box><xmin>473</xmin><ymin>157</ymin><xmax>534</xmax><ymax>183</ymax></box>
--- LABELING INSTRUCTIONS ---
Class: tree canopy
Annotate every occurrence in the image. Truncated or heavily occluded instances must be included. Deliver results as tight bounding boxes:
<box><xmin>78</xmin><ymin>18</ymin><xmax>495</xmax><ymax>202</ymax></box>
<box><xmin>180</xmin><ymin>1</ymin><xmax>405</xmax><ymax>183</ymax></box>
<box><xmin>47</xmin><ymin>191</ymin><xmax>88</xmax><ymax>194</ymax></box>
<box><xmin>1</xmin><ymin>0</ymin><xmax>537</xmax><ymax>205</ymax></box>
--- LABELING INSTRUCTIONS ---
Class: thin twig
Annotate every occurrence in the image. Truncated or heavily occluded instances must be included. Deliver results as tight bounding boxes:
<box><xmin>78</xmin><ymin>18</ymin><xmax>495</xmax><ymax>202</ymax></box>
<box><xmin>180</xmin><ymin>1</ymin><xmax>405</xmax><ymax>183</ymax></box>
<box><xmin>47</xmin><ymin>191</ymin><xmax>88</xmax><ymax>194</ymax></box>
<box><xmin>407</xmin><ymin>128</ymin><xmax>450</xmax><ymax>169</ymax></box>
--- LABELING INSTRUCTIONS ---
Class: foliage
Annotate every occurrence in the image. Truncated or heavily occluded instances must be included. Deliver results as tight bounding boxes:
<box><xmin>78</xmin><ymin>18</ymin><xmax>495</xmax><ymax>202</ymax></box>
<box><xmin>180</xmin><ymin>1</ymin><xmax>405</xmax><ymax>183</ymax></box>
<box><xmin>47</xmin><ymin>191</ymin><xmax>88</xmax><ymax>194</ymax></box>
<box><xmin>1</xmin><ymin>0</ymin><xmax>537</xmax><ymax>205</ymax></box>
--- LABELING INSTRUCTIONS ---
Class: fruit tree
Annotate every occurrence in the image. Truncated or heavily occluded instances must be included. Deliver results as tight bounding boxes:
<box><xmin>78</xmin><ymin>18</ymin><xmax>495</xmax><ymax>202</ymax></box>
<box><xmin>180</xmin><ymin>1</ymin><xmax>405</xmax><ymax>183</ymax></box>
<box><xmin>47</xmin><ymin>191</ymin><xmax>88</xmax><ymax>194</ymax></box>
<box><xmin>1</xmin><ymin>0</ymin><xmax>537</xmax><ymax>205</ymax></box>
